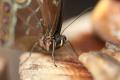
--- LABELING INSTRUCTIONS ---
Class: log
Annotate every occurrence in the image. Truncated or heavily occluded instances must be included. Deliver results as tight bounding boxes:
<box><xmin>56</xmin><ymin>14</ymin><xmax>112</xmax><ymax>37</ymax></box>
<box><xmin>19</xmin><ymin>52</ymin><xmax>92</xmax><ymax>80</ymax></box>
<box><xmin>79</xmin><ymin>52</ymin><xmax>120</xmax><ymax>80</ymax></box>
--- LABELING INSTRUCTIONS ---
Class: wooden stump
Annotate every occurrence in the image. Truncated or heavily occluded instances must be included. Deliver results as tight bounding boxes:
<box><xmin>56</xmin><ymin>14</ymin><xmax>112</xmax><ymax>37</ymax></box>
<box><xmin>19</xmin><ymin>52</ymin><xmax>92</xmax><ymax>80</ymax></box>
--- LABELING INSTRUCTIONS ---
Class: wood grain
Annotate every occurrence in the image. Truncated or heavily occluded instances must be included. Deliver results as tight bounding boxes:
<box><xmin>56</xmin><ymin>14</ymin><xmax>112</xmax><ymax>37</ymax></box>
<box><xmin>19</xmin><ymin>51</ymin><xmax>92</xmax><ymax>80</ymax></box>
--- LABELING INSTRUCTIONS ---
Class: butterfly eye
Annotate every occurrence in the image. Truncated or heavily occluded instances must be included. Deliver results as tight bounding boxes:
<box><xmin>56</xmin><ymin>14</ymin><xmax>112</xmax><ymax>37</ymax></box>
<box><xmin>61</xmin><ymin>35</ymin><xmax>67</xmax><ymax>41</ymax></box>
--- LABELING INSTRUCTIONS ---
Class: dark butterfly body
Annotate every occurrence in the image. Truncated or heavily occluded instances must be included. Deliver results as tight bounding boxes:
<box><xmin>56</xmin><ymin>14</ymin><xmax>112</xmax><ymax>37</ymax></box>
<box><xmin>37</xmin><ymin>0</ymin><xmax>66</xmax><ymax>51</ymax></box>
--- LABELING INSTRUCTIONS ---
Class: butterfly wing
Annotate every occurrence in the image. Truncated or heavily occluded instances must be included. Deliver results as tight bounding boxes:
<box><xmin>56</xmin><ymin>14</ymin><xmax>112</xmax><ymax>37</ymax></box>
<box><xmin>53</xmin><ymin>0</ymin><xmax>63</xmax><ymax>36</ymax></box>
<box><xmin>37</xmin><ymin>0</ymin><xmax>63</xmax><ymax>35</ymax></box>
<box><xmin>0</xmin><ymin>0</ymin><xmax>20</xmax><ymax>46</ymax></box>
<box><xmin>16</xmin><ymin>0</ymin><xmax>43</xmax><ymax>50</ymax></box>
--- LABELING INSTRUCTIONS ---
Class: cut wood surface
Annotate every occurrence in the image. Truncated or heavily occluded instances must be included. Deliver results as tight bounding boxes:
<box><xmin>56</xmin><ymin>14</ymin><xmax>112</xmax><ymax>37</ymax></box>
<box><xmin>19</xmin><ymin>52</ymin><xmax>92</xmax><ymax>80</ymax></box>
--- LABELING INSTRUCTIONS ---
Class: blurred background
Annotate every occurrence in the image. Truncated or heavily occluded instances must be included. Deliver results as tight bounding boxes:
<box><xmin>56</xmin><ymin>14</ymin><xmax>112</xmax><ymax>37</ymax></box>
<box><xmin>63</xmin><ymin>0</ymin><xmax>98</xmax><ymax>20</ymax></box>
<box><xmin>0</xmin><ymin>0</ymin><xmax>98</xmax><ymax>80</ymax></box>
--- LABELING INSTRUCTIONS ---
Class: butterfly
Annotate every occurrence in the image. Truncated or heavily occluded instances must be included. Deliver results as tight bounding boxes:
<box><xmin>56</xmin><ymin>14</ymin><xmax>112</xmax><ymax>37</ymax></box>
<box><xmin>31</xmin><ymin>0</ymin><xmax>66</xmax><ymax>66</ymax></box>
<box><xmin>19</xmin><ymin>0</ymin><xmax>92</xmax><ymax>66</ymax></box>
<box><xmin>18</xmin><ymin>0</ymin><xmax>71</xmax><ymax>66</ymax></box>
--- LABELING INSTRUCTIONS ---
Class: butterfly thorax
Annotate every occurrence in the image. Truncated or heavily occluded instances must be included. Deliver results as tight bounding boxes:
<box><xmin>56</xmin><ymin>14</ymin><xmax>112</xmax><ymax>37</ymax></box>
<box><xmin>39</xmin><ymin>34</ymin><xmax>66</xmax><ymax>52</ymax></box>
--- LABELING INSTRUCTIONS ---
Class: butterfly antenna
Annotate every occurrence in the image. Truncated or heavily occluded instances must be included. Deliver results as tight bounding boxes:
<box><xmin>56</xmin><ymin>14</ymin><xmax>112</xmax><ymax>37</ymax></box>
<box><xmin>61</xmin><ymin>7</ymin><xmax>92</xmax><ymax>34</ymax></box>
<box><xmin>20</xmin><ymin>41</ymin><xmax>39</xmax><ymax>66</ymax></box>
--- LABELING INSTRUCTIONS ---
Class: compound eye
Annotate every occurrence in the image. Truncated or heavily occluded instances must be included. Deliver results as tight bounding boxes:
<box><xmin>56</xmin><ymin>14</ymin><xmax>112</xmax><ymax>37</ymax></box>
<box><xmin>63</xmin><ymin>35</ymin><xmax>67</xmax><ymax>41</ymax></box>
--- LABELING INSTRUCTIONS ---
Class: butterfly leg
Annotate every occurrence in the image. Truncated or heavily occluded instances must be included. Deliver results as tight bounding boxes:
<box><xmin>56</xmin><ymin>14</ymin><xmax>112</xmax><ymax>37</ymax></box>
<box><xmin>66</xmin><ymin>40</ymin><xmax>79</xmax><ymax>58</ymax></box>
<box><xmin>20</xmin><ymin>40</ymin><xmax>42</xmax><ymax>66</ymax></box>
<box><xmin>52</xmin><ymin>39</ymin><xmax>57</xmax><ymax>67</ymax></box>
